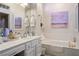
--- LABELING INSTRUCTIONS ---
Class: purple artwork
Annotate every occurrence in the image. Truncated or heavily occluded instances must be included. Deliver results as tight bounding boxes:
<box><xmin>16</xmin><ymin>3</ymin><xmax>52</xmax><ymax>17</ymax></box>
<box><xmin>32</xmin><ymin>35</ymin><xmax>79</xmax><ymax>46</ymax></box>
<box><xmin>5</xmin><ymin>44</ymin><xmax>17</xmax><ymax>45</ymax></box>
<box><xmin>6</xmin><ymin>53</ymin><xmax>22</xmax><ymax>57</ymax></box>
<box><xmin>43</xmin><ymin>4</ymin><xmax>68</xmax><ymax>28</ymax></box>
<box><xmin>51</xmin><ymin>11</ymin><xmax>68</xmax><ymax>28</ymax></box>
<box><xmin>15</xmin><ymin>17</ymin><xmax>22</xmax><ymax>29</ymax></box>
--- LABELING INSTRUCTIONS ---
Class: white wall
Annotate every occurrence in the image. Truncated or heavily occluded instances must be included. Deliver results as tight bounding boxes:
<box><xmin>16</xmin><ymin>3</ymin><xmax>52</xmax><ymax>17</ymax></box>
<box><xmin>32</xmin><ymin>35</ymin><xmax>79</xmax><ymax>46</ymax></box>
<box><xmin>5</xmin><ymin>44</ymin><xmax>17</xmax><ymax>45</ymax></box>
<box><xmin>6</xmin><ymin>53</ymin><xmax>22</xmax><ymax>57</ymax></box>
<box><xmin>1</xmin><ymin>3</ymin><xmax>78</xmax><ymax>42</ymax></box>
<box><xmin>36</xmin><ymin>3</ymin><xmax>78</xmax><ymax>42</ymax></box>
<box><xmin>17</xmin><ymin>3</ymin><xmax>78</xmax><ymax>43</ymax></box>
<box><xmin>4</xmin><ymin>3</ymin><xmax>25</xmax><ymax>31</ymax></box>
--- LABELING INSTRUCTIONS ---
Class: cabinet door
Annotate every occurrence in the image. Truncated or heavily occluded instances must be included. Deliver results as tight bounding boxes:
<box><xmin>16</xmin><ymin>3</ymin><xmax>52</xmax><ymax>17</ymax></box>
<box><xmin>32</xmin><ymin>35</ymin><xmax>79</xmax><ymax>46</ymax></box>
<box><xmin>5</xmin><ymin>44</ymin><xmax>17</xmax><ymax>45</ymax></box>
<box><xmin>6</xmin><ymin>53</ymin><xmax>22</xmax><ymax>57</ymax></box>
<box><xmin>25</xmin><ymin>50</ymin><xmax>31</xmax><ymax>56</ymax></box>
<box><xmin>25</xmin><ymin>39</ymin><xmax>42</xmax><ymax>56</ymax></box>
<box><xmin>25</xmin><ymin>41</ymin><xmax>32</xmax><ymax>50</ymax></box>
<box><xmin>31</xmin><ymin>39</ymin><xmax>36</xmax><ymax>48</ymax></box>
<box><xmin>30</xmin><ymin>48</ymin><xmax>36</xmax><ymax>56</ymax></box>
<box><xmin>25</xmin><ymin>41</ymin><xmax>32</xmax><ymax>56</ymax></box>
<box><xmin>35</xmin><ymin>39</ymin><xmax>42</xmax><ymax>56</ymax></box>
<box><xmin>35</xmin><ymin>45</ymin><xmax>42</xmax><ymax>56</ymax></box>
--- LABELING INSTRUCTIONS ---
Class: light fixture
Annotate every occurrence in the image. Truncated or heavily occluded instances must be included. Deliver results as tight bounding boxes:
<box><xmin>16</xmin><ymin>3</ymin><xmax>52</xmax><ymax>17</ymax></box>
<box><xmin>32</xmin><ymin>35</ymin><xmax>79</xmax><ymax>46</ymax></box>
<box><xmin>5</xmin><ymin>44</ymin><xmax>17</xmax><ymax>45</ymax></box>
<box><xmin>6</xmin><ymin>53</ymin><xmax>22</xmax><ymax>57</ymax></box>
<box><xmin>20</xmin><ymin>3</ymin><xmax>28</xmax><ymax>8</ymax></box>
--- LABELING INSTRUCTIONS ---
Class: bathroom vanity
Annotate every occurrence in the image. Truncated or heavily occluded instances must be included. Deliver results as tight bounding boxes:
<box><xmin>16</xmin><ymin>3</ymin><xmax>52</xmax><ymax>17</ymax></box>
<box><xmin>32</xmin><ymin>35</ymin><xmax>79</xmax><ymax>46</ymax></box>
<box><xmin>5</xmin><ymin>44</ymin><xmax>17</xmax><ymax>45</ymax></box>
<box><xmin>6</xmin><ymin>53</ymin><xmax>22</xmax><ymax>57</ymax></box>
<box><xmin>0</xmin><ymin>36</ymin><xmax>41</xmax><ymax>56</ymax></box>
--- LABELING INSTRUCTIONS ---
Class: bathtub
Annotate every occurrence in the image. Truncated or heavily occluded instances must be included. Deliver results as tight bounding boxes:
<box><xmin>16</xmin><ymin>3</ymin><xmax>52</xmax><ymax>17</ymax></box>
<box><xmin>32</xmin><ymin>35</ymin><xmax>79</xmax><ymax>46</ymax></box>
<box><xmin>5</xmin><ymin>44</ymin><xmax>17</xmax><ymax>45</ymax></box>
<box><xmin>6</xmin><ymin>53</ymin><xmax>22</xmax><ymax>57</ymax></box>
<box><xmin>42</xmin><ymin>40</ymin><xmax>79</xmax><ymax>56</ymax></box>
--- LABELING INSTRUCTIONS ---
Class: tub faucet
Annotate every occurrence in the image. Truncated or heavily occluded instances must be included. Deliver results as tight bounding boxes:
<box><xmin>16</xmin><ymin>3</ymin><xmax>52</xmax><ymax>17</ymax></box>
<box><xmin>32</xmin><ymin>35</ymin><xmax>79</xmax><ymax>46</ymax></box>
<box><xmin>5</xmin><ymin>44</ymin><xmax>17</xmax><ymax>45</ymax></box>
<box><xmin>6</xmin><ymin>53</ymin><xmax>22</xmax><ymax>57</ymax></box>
<box><xmin>73</xmin><ymin>37</ymin><xmax>76</xmax><ymax>43</ymax></box>
<box><xmin>68</xmin><ymin>37</ymin><xmax>76</xmax><ymax>48</ymax></box>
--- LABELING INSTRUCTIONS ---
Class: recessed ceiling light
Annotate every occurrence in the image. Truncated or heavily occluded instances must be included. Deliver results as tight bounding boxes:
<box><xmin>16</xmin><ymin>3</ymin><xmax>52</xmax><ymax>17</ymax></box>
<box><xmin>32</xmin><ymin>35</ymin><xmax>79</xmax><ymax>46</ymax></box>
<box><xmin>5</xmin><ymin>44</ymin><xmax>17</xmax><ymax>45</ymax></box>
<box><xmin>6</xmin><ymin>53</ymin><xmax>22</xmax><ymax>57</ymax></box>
<box><xmin>20</xmin><ymin>3</ymin><xmax>28</xmax><ymax>8</ymax></box>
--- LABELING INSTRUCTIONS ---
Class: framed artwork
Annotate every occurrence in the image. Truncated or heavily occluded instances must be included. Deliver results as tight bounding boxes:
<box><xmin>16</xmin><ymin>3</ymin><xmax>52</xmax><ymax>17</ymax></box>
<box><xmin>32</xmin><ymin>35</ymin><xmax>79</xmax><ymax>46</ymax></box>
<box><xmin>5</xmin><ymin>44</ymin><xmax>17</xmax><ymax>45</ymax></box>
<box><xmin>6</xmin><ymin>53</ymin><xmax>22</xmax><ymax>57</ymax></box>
<box><xmin>15</xmin><ymin>17</ymin><xmax>22</xmax><ymax>29</ymax></box>
<box><xmin>43</xmin><ymin>4</ymin><xmax>68</xmax><ymax>28</ymax></box>
<box><xmin>51</xmin><ymin>11</ymin><xmax>68</xmax><ymax>28</ymax></box>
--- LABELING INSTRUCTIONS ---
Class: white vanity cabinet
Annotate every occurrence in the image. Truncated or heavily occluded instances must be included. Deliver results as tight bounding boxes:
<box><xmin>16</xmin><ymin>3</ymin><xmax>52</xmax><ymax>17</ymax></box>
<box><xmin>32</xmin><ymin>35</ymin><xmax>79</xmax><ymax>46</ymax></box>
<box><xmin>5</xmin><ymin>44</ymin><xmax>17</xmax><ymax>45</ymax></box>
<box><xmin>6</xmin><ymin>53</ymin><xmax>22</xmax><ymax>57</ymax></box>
<box><xmin>25</xmin><ymin>38</ymin><xmax>42</xmax><ymax>56</ymax></box>
<box><xmin>0</xmin><ymin>36</ymin><xmax>41</xmax><ymax>56</ymax></box>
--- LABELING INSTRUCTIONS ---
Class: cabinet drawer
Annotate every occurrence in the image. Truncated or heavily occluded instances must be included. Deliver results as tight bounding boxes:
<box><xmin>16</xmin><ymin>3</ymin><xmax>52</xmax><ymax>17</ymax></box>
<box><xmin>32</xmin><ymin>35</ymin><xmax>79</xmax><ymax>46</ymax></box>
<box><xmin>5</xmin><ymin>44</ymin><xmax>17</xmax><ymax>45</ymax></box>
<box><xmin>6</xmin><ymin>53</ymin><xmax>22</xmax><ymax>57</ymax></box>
<box><xmin>0</xmin><ymin>44</ymin><xmax>25</xmax><ymax>56</ymax></box>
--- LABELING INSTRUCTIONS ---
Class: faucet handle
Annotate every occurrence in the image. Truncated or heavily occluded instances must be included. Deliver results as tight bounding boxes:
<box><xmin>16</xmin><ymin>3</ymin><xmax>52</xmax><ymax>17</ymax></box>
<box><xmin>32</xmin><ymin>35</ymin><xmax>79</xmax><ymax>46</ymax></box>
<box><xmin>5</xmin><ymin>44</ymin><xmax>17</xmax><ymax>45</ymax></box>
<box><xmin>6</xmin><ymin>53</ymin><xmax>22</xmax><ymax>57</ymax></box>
<box><xmin>73</xmin><ymin>37</ymin><xmax>76</xmax><ymax>42</ymax></box>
